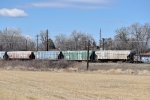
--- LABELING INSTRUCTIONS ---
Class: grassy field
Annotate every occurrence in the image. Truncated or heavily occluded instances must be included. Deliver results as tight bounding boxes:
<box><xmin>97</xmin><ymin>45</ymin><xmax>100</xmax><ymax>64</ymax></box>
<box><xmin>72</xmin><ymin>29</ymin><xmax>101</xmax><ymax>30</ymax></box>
<box><xmin>0</xmin><ymin>70</ymin><xmax>150</xmax><ymax>100</ymax></box>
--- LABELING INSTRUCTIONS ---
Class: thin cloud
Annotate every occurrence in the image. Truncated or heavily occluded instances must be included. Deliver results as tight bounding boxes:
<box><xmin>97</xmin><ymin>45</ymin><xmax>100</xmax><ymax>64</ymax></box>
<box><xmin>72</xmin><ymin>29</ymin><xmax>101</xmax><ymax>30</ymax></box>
<box><xmin>32</xmin><ymin>2</ymin><xmax>70</xmax><ymax>8</ymax></box>
<box><xmin>65</xmin><ymin>0</ymin><xmax>110</xmax><ymax>4</ymax></box>
<box><xmin>0</xmin><ymin>8</ymin><xmax>27</xmax><ymax>17</ymax></box>
<box><xmin>31</xmin><ymin>0</ymin><xmax>114</xmax><ymax>9</ymax></box>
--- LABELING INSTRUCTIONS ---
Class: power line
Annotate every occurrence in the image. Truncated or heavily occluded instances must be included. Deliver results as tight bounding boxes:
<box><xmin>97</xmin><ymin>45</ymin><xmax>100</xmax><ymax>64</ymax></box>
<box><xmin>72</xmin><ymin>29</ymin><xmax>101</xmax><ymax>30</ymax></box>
<box><xmin>114</xmin><ymin>40</ymin><xmax>147</xmax><ymax>42</ymax></box>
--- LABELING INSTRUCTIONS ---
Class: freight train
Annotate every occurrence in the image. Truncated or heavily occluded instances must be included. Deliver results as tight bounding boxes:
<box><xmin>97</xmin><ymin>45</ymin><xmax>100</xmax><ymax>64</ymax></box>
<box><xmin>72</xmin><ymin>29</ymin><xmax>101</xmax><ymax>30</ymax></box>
<box><xmin>0</xmin><ymin>50</ymin><xmax>150</xmax><ymax>63</ymax></box>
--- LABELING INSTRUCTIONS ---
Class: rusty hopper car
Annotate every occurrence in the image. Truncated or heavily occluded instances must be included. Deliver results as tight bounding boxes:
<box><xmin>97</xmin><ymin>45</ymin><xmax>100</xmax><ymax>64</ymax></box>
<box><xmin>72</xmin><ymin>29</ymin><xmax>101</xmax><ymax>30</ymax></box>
<box><xmin>6</xmin><ymin>51</ymin><xmax>35</xmax><ymax>60</ymax></box>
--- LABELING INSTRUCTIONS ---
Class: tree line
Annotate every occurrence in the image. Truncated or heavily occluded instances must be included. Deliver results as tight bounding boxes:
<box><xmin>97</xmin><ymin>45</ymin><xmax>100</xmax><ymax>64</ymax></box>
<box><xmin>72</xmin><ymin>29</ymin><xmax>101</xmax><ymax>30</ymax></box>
<box><xmin>0</xmin><ymin>23</ymin><xmax>150</xmax><ymax>53</ymax></box>
<box><xmin>0</xmin><ymin>28</ymin><xmax>35</xmax><ymax>51</ymax></box>
<box><xmin>102</xmin><ymin>23</ymin><xmax>150</xmax><ymax>53</ymax></box>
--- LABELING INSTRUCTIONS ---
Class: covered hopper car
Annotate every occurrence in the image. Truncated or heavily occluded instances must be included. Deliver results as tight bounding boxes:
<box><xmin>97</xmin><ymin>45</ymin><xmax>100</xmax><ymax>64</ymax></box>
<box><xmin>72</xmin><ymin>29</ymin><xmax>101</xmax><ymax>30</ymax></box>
<box><xmin>95</xmin><ymin>50</ymin><xmax>131</xmax><ymax>62</ymax></box>
<box><xmin>62</xmin><ymin>51</ymin><xmax>93</xmax><ymax>61</ymax></box>
<box><xmin>1</xmin><ymin>50</ymin><xmax>148</xmax><ymax>63</ymax></box>
<box><xmin>3</xmin><ymin>51</ymin><xmax>35</xmax><ymax>60</ymax></box>
<box><xmin>35</xmin><ymin>51</ymin><xmax>60</xmax><ymax>60</ymax></box>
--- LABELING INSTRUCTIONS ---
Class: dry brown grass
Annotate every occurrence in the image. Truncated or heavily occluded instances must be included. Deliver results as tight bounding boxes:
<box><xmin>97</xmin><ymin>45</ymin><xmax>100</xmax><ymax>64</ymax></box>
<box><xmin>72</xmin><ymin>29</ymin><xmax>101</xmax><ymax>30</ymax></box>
<box><xmin>0</xmin><ymin>70</ymin><xmax>150</xmax><ymax>100</ymax></box>
<box><xmin>0</xmin><ymin>60</ymin><xmax>76</xmax><ymax>71</ymax></box>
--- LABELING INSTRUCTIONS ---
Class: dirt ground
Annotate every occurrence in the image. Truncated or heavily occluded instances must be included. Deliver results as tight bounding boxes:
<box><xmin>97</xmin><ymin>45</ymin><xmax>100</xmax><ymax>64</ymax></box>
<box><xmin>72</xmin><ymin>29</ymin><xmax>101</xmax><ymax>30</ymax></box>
<box><xmin>0</xmin><ymin>70</ymin><xmax>150</xmax><ymax>100</ymax></box>
<box><xmin>78</xmin><ymin>62</ymin><xmax>150</xmax><ymax>71</ymax></box>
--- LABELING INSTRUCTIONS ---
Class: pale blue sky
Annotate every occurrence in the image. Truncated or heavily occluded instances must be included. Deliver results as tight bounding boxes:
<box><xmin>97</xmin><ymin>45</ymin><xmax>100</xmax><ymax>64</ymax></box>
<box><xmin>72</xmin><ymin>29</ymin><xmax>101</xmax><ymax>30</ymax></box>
<box><xmin>0</xmin><ymin>0</ymin><xmax>149</xmax><ymax>43</ymax></box>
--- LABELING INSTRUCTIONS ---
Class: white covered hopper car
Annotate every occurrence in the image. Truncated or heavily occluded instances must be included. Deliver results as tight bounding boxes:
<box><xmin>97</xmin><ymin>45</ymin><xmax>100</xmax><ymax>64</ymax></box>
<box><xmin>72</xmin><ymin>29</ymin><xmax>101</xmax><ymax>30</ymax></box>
<box><xmin>95</xmin><ymin>50</ymin><xmax>131</xmax><ymax>62</ymax></box>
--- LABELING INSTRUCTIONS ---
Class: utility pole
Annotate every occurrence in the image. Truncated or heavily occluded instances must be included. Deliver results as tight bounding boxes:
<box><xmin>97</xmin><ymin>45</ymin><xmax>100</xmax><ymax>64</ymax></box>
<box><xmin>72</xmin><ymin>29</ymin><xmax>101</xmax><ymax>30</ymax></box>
<box><xmin>99</xmin><ymin>28</ymin><xmax>102</xmax><ymax>50</ymax></box>
<box><xmin>46</xmin><ymin>29</ymin><xmax>49</xmax><ymax>51</ymax></box>
<box><xmin>102</xmin><ymin>38</ymin><xmax>105</xmax><ymax>50</ymax></box>
<box><xmin>37</xmin><ymin>35</ymin><xmax>39</xmax><ymax>51</ymax></box>
<box><xmin>26</xmin><ymin>39</ymin><xmax>27</xmax><ymax>51</ymax></box>
<box><xmin>87</xmin><ymin>40</ymin><xmax>90</xmax><ymax>70</ymax></box>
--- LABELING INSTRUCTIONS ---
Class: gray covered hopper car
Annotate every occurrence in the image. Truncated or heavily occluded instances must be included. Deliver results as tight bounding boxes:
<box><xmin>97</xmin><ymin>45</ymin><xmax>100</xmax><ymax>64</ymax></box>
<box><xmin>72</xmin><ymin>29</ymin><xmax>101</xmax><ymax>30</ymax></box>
<box><xmin>0</xmin><ymin>51</ymin><xmax>5</xmax><ymax>59</ymax></box>
<box><xmin>34</xmin><ymin>51</ymin><xmax>60</xmax><ymax>60</ymax></box>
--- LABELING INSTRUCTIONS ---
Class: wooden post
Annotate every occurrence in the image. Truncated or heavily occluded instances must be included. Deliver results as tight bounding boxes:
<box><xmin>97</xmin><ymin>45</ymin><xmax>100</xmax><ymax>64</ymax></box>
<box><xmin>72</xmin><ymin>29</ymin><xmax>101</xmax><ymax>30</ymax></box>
<box><xmin>37</xmin><ymin>35</ymin><xmax>38</xmax><ymax>51</ymax></box>
<box><xmin>26</xmin><ymin>39</ymin><xmax>27</xmax><ymax>51</ymax></box>
<box><xmin>87</xmin><ymin>40</ymin><xmax>90</xmax><ymax>70</ymax></box>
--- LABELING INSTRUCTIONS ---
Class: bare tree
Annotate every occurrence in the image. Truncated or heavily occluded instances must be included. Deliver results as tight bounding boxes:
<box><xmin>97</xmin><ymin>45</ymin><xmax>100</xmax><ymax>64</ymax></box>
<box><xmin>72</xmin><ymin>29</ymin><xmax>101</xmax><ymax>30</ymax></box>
<box><xmin>71</xmin><ymin>31</ymin><xmax>82</xmax><ymax>50</ymax></box>
<box><xmin>55</xmin><ymin>34</ymin><xmax>67</xmax><ymax>50</ymax></box>
<box><xmin>102</xmin><ymin>38</ymin><xmax>114</xmax><ymax>50</ymax></box>
<box><xmin>114</xmin><ymin>23</ymin><xmax>150</xmax><ymax>53</ymax></box>
<box><xmin>39</xmin><ymin>30</ymin><xmax>55</xmax><ymax>51</ymax></box>
<box><xmin>26</xmin><ymin>36</ymin><xmax>36</xmax><ymax>51</ymax></box>
<box><xmin>129</xmin><ymin>23</ymin><xmax>149</xmax><ymax>53</ymax></box>
<box><xmin>55</xmin><ymin>31</ymin><xmax>96</xmax><ymax>50</ymax></box>
<box><xmin>0</xmin><ymin>28</ymin><xmax>36</xmax><ymax>51</ymax></box>
<box><xmin>114</xmin><ymin>27</ymin><xmax>130</xmax><ymax>50</ymax></box>
<box><xmin>39</xmin><ymin>30</ymin><xmax>47</xmax><ymax>50</ymax></box>
<box><xmin>143</xmin><ymin>23</ymin><xmax>150</xmax><ymax>52</ymax></box>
